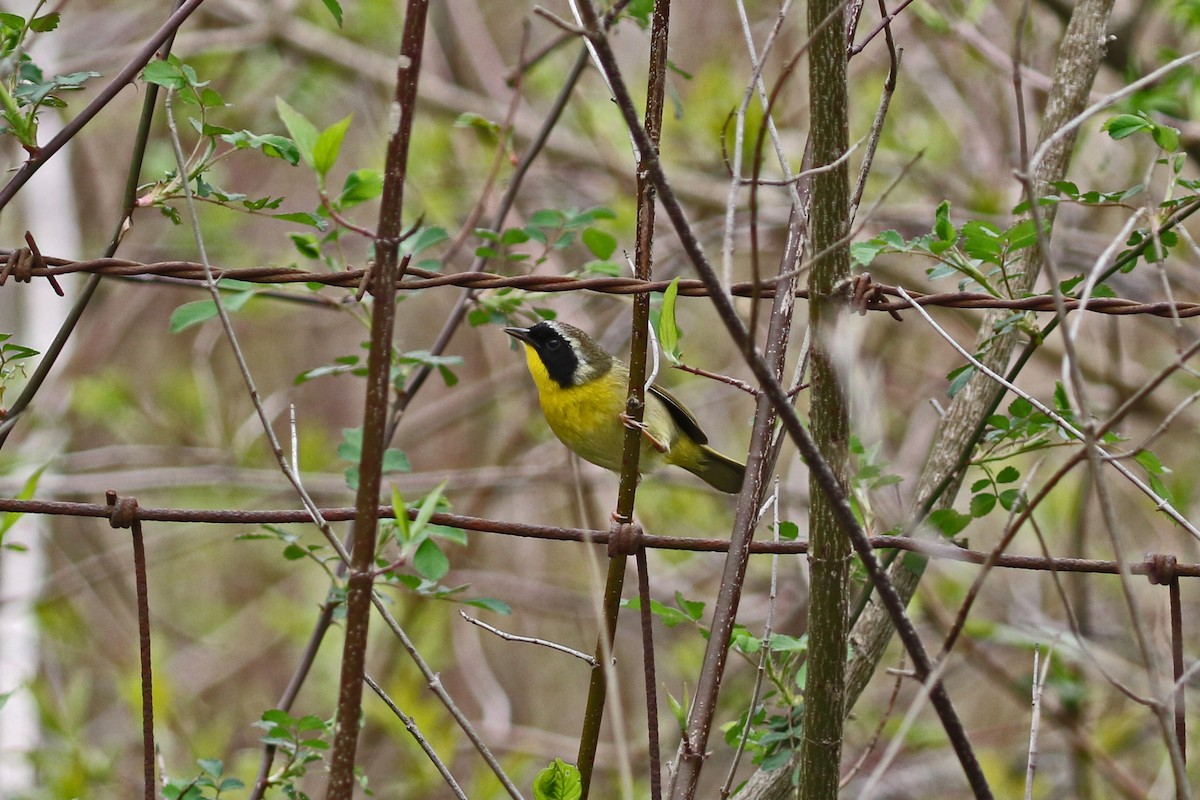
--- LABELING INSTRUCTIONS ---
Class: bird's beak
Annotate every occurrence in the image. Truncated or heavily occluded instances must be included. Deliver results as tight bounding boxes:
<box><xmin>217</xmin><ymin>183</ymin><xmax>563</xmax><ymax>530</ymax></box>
<box><xmin>503</xmin><ymin>327</ymin><xmax>533</xmax><ymax>345</ymax></box>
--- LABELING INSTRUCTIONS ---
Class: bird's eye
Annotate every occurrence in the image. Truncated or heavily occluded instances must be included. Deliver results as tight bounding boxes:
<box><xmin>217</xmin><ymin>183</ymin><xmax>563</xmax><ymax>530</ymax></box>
<box><xmin>546</xmin><ymin>339</ymin><xmax>561</xmax><ymax>350</ymax></box>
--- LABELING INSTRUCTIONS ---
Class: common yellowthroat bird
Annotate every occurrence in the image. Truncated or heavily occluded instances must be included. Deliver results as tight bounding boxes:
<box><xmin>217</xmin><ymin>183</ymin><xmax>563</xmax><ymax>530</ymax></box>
<box><xmin>505</xmin><ymin>321</ymin><xmax>746</xmax><ymax>493</ymax></box>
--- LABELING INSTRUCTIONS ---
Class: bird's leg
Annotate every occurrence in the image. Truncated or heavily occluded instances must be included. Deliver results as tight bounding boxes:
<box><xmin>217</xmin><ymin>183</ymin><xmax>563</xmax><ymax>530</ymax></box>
<box><xmin>619</xmin><ymin>412</ymin><xmax>669</xmax><ymax>453</ymax></box>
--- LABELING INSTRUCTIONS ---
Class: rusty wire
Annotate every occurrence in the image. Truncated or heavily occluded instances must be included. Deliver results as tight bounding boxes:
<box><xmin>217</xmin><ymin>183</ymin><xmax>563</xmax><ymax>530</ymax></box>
<box><xmin>4</xmin><ymin>496</ymin><xmax>1200</xmax><ymax>580</ymax></box>
<box><xmin>3</xmin><ymin>248</ymin><xmax>1200</xmax><ymax>319</ymax></box>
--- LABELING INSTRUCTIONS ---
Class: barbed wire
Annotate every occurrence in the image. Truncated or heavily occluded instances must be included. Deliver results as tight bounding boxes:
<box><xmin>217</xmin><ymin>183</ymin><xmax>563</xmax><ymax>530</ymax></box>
<box><xmin>4</xmin><ymin>248</ymin><xmax>1200</xmax><ymax>318</ymax></box>
<box><xmin>3</xmin><ymin>496</ymin><xmax>1197</xmax><ymax>580</ymax></box>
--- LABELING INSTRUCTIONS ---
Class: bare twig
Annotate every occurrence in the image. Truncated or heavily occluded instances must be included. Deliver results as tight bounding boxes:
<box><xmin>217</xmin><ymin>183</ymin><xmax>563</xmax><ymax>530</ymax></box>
<box><xmin>839</xmin><ymin>651</ymin><xmax>906</xmax><ymax>789</ymax></box>
<box><xmin>364</xmin><ymin>673</ymin><xmax>468</xmax><ymax>800</ymax></box>
<box><xmin>857</xmin><ymin>656</ymin><xmax>953</xmax><ymax>800</ymax></box>
<box><xmin>374</xmin><ymin>598</ymin><xmax>525</xmax><ymax>799</ymax></box>
<box><xmin>459</xmin><ymin>611</ymin><xmax>598</xmax><ymax>666</ymax></box>
<box><xmin>1024</xmin><ymin>644</ymin><xmax>1053</xmax><ymax>800</ymax></box>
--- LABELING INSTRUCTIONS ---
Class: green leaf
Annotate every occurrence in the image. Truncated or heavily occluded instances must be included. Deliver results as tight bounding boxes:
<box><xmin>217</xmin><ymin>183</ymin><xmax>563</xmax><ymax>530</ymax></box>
<box><xmin>282</xmin><ymin>544</ymin><xmax>308</xmax><ymax>561</ymax></box>
<box><xmin>391</xmin><ymin>487</ymin><xmax>411</xmax><ymax>544</ymax></box>
<box><xmin>998</xmin><ymin>489</ymin><xmax>1024</xmax><ymax>511</ymax></box>
<box><xmin>1133</xmin><ymin>449</ymin><xmax>1170</xmax><ymax>475</ymax></box>
<box><xmin>532</xmin><ymin>758</ymin><xmax>582</xmax><ymax>800</ymax></box>
<box><xmin>1148</xmin><ymin>473</ymin><xmax>1175</xmax><ymax>506</ymax></box>
<box><xmin>169</xmin><ymin>300</ymin><xmax>218</xmax><ymax>332</ymax></box>
<box><xmin>933</xmin><ymin>200</ymin><xmax>956</xmax><ymax>242</ymax></box>
<box><xmin>582</xmin><ymin>260</ymin><xmax>621</xmax><ymax>276</ymax></box>
<box><xmin>197</xmin><ymin>758</ymin><xmax>223</xmax><ymax>778</ymax></box>
<box><xmin>581</xmin><ymin>228</ymin><xmax>617</xmax><ymax>260</ymax></box>
<box><xmin>1102</xmin><ymin>113</ymin><xmax>1151</xmax><ymax>140</ymax></box>
<box><xmin>960</xmin><ymin>220</ymin><xmax>1002</xmax><ymax>263</ymax></box>
<box><xmin>850</xmin><ymin>238</ymin><xmax>888</xmax><ymax>267</ymax></box>
<box><xmin>1008</xmin><ymin>396</ymin><xmax>1033</xmax><ymax>418</ymax></box>
<box><xmin>337</xmin><ymin>169</ymin><xmax>383</xmax><ymax>208</ymax></box>
<box><xmin>414</xmin><ymin>538</ymin><xmax>449</xmax><ymax>581</ymax></box>
<box><xmin>929</xmin><ymin>508</ymin><xmax>971</xmax><ymax>538</ymax></box>
<box><xmin>276</xmin><ymin>97</ymin><xmax>320</xmax><ymax>169</ymax></box>
<box><xmin>290</xmin><ymin>233</ymin><xmax>321</xmax><ymax>259</ymax></box>
<box><xmin>168</xmin><ymin>286</ymin><xmax>255</xmax><ymax>333</ymax></box>
<box><xmin>946</xmin><ymin>364</ymin><xmax>974</xmax><ymax>398</ymax></box>
<box><xmin>260</xmin><ymin>709</ymin><xmax>293</xmax><ymax>725</ymax></box>
<box><xmin>1152</xmin><ymin>123</ymin><xmax>1180</xmax><ymax>152</ymax></box>
<box><xmin>767</xmin><ymin>633</ymin><xmax>807</xmax><ymax>653</ymax></box>
<box><xmin>454</xmin><ymin>111</ymin><xmax>501</xmax><ymax>137</ymax></box>
<box><xmin>969</xmin><ymin>493</ymin><xmax>996</xmax><ymax>517</ymax></box>
<box><xmin>500</xmin><ymin>227</ymin><xmax>531</xmax><ymax>246</ymax></box>
<box><xmin>529</xmin><ymin>209</ymin><xmax>566</xmax><ymax>228</ymax></box>
<box><xmin>0</xmin><ymin>465</ymin><xmax>45</xmax><ymax>541</ymax></box>
<box><xmin>1056</xmin><ymin>179</ymin><xmax>1083</xmax><ymax>195</ymax></box>
<box><xmin>776</xmin><ymin>520</ymin><xmax>799</xmax><ymax>541</ymax></box>
<box><xmin>142</xmin><ymin>59</ymin><xmax>185</xmax><ymax>89</ymax></box>
<box><xmin>566</xmin><ymin>206</ymin><xmax>616</xmax><ymax>226</ymax></box>
<box><xmin>657</xmin><ymin>277</ymin><xmax>682</xmax><ymax>364</ymax></box>
<box><xmin>272</xmin><ymin>211</ymin><xmax>328</xmax><ymax>229</ymax></box>
<box><xmin>319</xmin><ymin>0</ymin><xmax>343</xmax><ymax>26</ymax></box>
<box><xmin>731</xmin><ymin>630</ymin><xmax>761</xmax><ymax>654</ymax></box>
<box><xmin>1053</xmin><ymin>381</ymin><xmax>1071</xmax><ymax>413</ymax></box>
<box><xmin>29</xmin><ymin>12</ymin><xmax>60</xmax><ymax>32</ymax></box>
<box><xmin>666</xmin><ymin>685</ymin><xmax>690</xmax><ymax>730</ymax></box>
<box><xmin>410</xmin><ymin>481</ymin><xmax>448</xmax><ymax>540</ymax></box>
<box><xmin>676</xmin><ymin>591</ymin><xmax>705</xmax><ymax>621</ymax></box>
<box><xmin>313</xmin><ymin>114</ymin><xmax>353</xmax><ymax>179</ymax></box>
<box><xmin>996</xmin><ymin>466</ymin><xmax>1020</xmax><ymax>484</ymax></box>
<box><xmin>380</xmin><ymin>449</ymin><xmax>410</xmax><ymax>475</ymax></box>
<box><xmin>463</xmin><ymin>596</ymin><xmax>512</xmax><ymax>614</ymax></box>
<box><xmin>1005</xmin><ymin>218</ymin><xmax>1039</xmax><ymax>251</ymax></box>
<box><xmin>625</xmin><ymin>0</ymin><xmax>654</xmax><ymax>26</ymax></box>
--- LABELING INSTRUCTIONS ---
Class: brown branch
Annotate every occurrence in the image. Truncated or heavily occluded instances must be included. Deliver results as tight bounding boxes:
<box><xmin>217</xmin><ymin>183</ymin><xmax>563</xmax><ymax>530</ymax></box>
<box><xmin>326</xmin><ymin>0</ymin><xmax>430</xmax><ymax>796</ymax></box>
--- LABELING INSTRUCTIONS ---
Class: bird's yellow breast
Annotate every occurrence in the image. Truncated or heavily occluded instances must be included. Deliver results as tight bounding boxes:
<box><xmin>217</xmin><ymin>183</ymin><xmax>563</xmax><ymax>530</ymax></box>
<box><xmin>521</xmin><ymin>344</ymin><xmax>674</xmax><ymax>472</ymax></box>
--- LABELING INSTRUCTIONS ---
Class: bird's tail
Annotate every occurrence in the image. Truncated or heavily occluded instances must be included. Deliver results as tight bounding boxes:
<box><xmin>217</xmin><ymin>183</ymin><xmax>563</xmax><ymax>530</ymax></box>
<box><xmin>682</xmin><ymin>446</ymin><xmax>746</xmax><ymax>494</ymax></box>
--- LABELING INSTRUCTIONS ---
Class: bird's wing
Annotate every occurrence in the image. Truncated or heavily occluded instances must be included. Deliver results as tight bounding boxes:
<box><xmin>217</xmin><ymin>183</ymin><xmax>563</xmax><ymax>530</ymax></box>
<box><xmin>648</xmin><ymin>384</ymin><xmax>709</xmax><ymax>445</ymax></box>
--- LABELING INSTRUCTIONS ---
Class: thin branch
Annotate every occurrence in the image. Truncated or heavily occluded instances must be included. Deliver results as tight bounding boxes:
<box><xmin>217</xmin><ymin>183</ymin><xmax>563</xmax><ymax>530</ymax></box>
<box><xmin>1024</xmin><ymin>645</ymin><xmax>1053</xmax><ymax>800</ymax></box>
<box><xmin>373</xmin><ymin>597</ymin><xmax>525</xmax><ymax>799</ymax></box>
<box><xmin>459</xmin><ymin>611</ymin><xmax>598</xmax><ymax>666</ymax></box>
<box><xmin>364</xmin><ymin>673</ymin><xmax>468</xmax><ymax>800</ymax></box>
<box><xmin>857</xmin><ymin>656</ymin><xmax>953</xmax><ymax>800</ymax></box>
